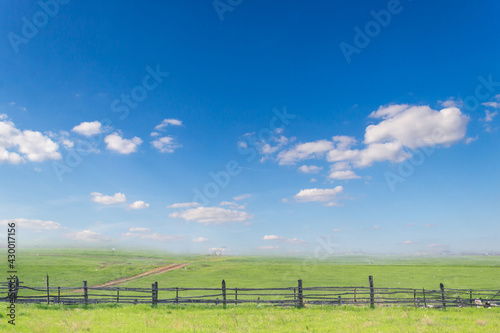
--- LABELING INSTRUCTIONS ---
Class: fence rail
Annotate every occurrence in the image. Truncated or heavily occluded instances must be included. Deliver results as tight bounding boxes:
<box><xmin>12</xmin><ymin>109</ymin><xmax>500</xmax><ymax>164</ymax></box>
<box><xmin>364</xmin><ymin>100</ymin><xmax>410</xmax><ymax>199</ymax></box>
<box><xmin>2</xmin><ymin>276</ymin><xmax>499</xmax><ymax>308</ymax></box>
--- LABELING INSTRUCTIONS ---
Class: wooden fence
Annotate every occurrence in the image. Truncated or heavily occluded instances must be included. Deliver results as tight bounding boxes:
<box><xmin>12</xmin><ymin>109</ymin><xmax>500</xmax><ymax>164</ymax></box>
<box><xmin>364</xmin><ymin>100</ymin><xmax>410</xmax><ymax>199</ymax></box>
<box><xmin>2</xmin><ymin>276</ymin><xmax>499</xmax><ymax>308</ymax></box>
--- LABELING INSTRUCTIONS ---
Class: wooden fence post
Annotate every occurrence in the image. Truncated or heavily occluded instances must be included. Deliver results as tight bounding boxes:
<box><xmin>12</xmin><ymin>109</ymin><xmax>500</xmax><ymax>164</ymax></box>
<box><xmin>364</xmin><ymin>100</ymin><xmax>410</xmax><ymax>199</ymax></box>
<box><xmin>176</xmin><ymin>287</ymin><xmax>179</xmax><ymax>304</ymax></box>
<box><xmin>58</xmin><ymin>286</ymin><xmax>60</xmax><ymax>304</ymax></box>
<box><xmin>354</xmin><ymin>288</ymin><xmax>357</xmax><ymax>303</ymax></box>
<box><xmin>440</xmin><ymin>283</ymin><xmax>446</xmax><ymax>308</ymax></box>
<box><xmin>151</xmin><ymin>283</ymin><xmax>156</xmax><ymax>305</ymax></box>
<box><xmin>235</xmin><ymin>288</ymin><xmax>238</xmax><ymax>305</ymax></box>
<box><xmin>469</xmin><ymin>289</ymin><xmax>472</xmax><ymax>306</ymax></box>
<box><xmin>423</xmin><ymin>288</ymin><xmax>426</xmax><ymax>308</ymax></box>
<box><xmin>83</xmin><ymin>281</ymin><xmax>88</xmax><ymax>304</ymax></box>
<box><xmin>297</xmin><ymin>279</ymin><xmax>304</xmax><ymax>307</ymax></box>
<box><xmin>369</xmin><ymin>276</ymin><xmax>375</xmax><ymax>308</ymax></box>
<box><xmin>46</xmin><ymin>275</ymin><xmax>50</xmax><ymax>305</ymax></box>
<box><xmin>222</xmin><ymin>280</ymin><xmax>227</xmax><ymax>307</ymax></box>
<box><xmin>117</xmin><ymin>287</ymin><xmax>119</xmax><ymax>303</ymax></box>
<box><xmin>155</xmin><ymin>282</ymin><xmax>159</xmax><ymax>304</ymax></box>
<box><xmin>414</xmin><ymin>289</ymin><xmax>417</xmax><ymax>307</ymax></box>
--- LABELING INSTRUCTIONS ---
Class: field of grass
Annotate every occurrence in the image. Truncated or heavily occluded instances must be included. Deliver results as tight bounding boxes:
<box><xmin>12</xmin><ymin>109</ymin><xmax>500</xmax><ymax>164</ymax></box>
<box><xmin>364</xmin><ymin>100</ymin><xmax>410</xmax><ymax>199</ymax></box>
<box><xmin>2</xmin><ymin>304</ymin><xmax>499</xmax><ymax>332</ymax></box>
<box><xmin>3</xmin><ymin>249</ymin><xmax>500</xmax><ymax>331</ymax></box>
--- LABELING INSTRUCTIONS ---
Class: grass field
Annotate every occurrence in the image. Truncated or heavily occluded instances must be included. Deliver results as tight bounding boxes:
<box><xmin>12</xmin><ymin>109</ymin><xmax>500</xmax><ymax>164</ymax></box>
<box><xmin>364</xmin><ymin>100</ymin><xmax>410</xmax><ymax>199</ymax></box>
<box><xmin>3</xmin><ymin>249</ymin><xmax>500</xmax><ymax>332</ymax></box>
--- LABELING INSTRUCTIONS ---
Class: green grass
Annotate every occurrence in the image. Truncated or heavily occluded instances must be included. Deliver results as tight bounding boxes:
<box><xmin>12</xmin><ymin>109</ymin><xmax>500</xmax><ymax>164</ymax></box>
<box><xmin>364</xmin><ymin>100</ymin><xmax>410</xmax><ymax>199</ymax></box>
<box><xmin>2</xmin><ymin>303</ymin><xmax>499</xmax><ymax>332</ymax></box>
<box><xmin>4</xmin><ymin>249</ymin><xmax>500</xmax><ymax>331</ymax></box>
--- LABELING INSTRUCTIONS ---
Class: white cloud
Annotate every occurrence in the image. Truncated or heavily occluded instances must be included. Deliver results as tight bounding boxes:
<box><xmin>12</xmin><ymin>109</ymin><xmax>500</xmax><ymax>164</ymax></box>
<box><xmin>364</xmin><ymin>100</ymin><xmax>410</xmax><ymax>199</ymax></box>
<box><xmin>332</xmin><ymin>228</ymin><xmax>341</xmax><ymax>232</ymax></box>
<box><xmin>150</xmin><ymin>132</ymin><xmax>160</xmax><ymax>137</ymax></box>
<box><xmin>465</xmin><ymin>136</ymin><xmax>478</xmax><ymax>145</ymax></box>
<box><xmin>482</xmin><ymin>102</ymin><xmax>500</xmax><ymax>109</ymax></box>
<box><xmin>233</xmin><ymin>194</ymin><xmax>251</xmax><ymax>201</ymax></box>
<box><xmin>167</xmin><ymin>202</ymin><xmax>200</xmax><ymax>208</ymax></box>
<box><xmin>0</xmin><ymin>116</ymin><xmax>61</xmax><ymax>163</ymax></box>
<box><xmin>128</xmin><ymin>201</ymin><xmax>150</xmax><ymax>210</ymax></box>
<box><xmin>277</xmin><ymin>140</ymin><xmax>334</xmax><ymax>165</ymax></box>
<box><xmin>294</xmin><ymin>187</ymin><xmax>343</xmax><ymax>205</ymax></box>
<box><xmin>365</xmin><ymin>105</ymin><xmax>469</xmax><ymax>148</ymax></box>
<box><xmin>219</xmin><ymin>201</ymin><xmax>246</xmax><ymax>210</ymax></box>
<box><xmin>262</xmin><ymin>234</ymin><xmax>306</xmax><ymax>244</ymax></box>
<box><xmin>90</xmin><ymin>192</ymin><xmax>126</xmax><ymax>205</ymax></box>
<box><xmin>61</xmin><ymin>139</ymin><xmax>74</xmax><ymax>149</ymax></box>
<box><xmin>298</xmin><ymin>165</ymin><xmax>323</xmax><ymax>174</ymax></box>
<box><xmin>0</xmin><ymin>218</ymin><xmax>63</xmax><ymax>230</ymax></box>
<box><xmin>328</xmin><ymin>170</ymin><xmax>361</xmax><ymax>180</ymax></box>
<box><xmin>440</xmin><ymin>98</ymin><xmax>462</xmax><ymax>108</ymax></box>
<box><xmin>72</xmin><ymin>121</ymin><xmax>102</xmax><ymax>137</ymax></box>
<box><xmin>310</xmin><ymin>178</ymin><xmax>317</xmax><ymax>183</ymax></box>
<box><xmin>267</xmin><ymin>104</ymin><xmax>469</xmax><ymax>180</ymax></box>
<box><xmin>263</xmin><ymin>235</ymin><xmax>284</xmax><ymax>240</ymax></box>
<box><xmin>104</xmin><ymin>133</ymin><xmax>142</xmax><ymax>154</ymax></box>
<box><xmin>122</xmin><ymin>232</ymin><xmax>183</xmax><ymax>242</ymax></box>
<box><xmin>129</xmin><ymin>227</ymin><xmax>151</xmax><ymax>232</ymax></box>
<box><xmin>258</xmin><ymin>246</ymin><xmax>279</xmax><ymax>250</ymax></box>
<box><xmin>209</xmin><ymin>247</ymin><xmax>226</xmax><ymax>253</ymax></box>
<box><xmin>482</xmin><ymin>110</ymin><xmax>498</xmax><ymax>122</ymax></box>
<box><xmin>151</xmin><ymin>136</ymin><xmax>181</xmax><ymax>153</ymax></box>
<box><xmin>169</xmin><ymin>207</ymin><xmax>253</xmax><ymax>225</ymax></box>
<box><xmin>63</xmin><ymin>230</ymin><xmax>111</xmax><ymax>242</ymax></box>
<box><xmin>193</xmin><ymin>237</ymin><xmax>209</xmax><ymax>243</ymax></box>
<box><xmin>154</xmin><ymin>119</ymin><xmax>183</xmax><ymax>130</ymax></box>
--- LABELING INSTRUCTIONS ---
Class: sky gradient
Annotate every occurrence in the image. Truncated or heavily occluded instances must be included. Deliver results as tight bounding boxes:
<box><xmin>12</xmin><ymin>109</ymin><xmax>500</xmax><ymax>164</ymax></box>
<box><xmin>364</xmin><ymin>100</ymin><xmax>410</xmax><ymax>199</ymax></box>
<box><xmin>1</xmin><ymin>0</ymin><xmax>499</xmax><ymax>255</ymax></box>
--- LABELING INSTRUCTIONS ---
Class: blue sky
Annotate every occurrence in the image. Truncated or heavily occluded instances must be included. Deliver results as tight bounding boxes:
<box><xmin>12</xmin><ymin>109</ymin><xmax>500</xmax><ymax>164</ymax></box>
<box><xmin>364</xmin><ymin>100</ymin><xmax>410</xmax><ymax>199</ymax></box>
<box><xmin>1</xmin><ymin>0</ymin><xmax>499</xmax><ymax>255</ymax></box>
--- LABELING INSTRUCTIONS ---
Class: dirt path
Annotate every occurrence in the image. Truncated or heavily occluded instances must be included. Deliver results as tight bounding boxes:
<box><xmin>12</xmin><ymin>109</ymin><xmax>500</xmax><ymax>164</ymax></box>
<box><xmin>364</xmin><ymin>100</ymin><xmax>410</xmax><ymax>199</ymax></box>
<box><xmin>72</xmin><ymin>263</ymin><xmax>188</xmax><ymax>291</ymax></box>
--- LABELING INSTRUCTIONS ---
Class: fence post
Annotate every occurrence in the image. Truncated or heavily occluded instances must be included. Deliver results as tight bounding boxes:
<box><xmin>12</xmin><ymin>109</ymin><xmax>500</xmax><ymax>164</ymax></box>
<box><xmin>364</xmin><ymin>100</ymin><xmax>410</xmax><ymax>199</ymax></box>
<box><xmin>440</xmin><ymin>283</ymin><xmax>446</xmax><ymax>308</ymax></box>
<box><xmin>83</xmin><ymin>281</ymin><xmax>88</xmax><ymax>304</ymax></box>
<box><xmin>58</xmin><ymin>286</ymin><xmax>61</xmax><ymax>304</ymax></box>
<box><xmin>469</xmin><ymin>289</ymin><xmax>472</xmax><ymax>306</ymax></box>
<box><xmin>235</xmin><ymin>288</ymin><xmax>238</xmax><ymax>305</ymax></box>
<box><xmin>155</xmin><ymin>282</ymin><xmax>159</xmax><ymax>305</ymax></box>
<box><xmin>117</xmin><ymin>287</ymin><xmax>119</xmax><ymax>303</ymax></box>
<box><xmin>423</xmin><ymin>288</ymin><xmax>426</xmax><ymax>308</ymax></box>
<box><xmin>414</xmin><ymin>289</ymin><xmax>417</xmax><ymax>307</ymax></box>
<box><xmin>222</xmin><ymin>280</ymin><xmax>227</xmax><ymax>307</ymax></box>
<box><xmin>46</xmin><ymin>275</ymin><xmax>50</xmax><ymax>305</ymax></box>
<box><xmin>175</xmin><ymin>287</ymin><xmax>179</xmax><ymax>304</ymax></box>
<box><xmin>369</xmin><ymin>276</ymin><xmax>374</xmax><ymax>308</ymax></box>
<box><xmin>151</xmin><ymin>283</ymin><xmax>157</xmax><ymax>305</ymax></box>
<box><xmin>354</xmin><ymin>288</ymin><xmax>357</xmax><ymax>303</ymax></box>
<box><xmin>297</xmin><ymin>279</ymin><xmax>304</xmax><ymax>307</ymax></box>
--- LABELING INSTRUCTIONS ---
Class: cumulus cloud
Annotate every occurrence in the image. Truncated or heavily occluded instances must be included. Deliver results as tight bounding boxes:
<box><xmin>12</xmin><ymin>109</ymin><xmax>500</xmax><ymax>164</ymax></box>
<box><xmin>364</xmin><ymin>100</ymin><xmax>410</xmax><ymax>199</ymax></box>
<box><xmin>482</xmin><ymin>102</ymin><xmax>500</xmax><ymax>109</ymax></box>
<box><xmin>233</xmin><ymin>194</ymin><xmax>251</xmax><ymax>201</ymax></box>
<box><xmin>167</xmin><ymin>202</ymin><xmax>200</xmax><ymax>208</ymax></box>
<box><xmin>298</xmin><ymin>165</ymin><xmax>323</xmax><ymax>174</ymax></box>
<box><xmin>90</xmin><ymin>192</ymin><xmax>126</xmax><ymax>205</ymax></box>
<box><xmin>129</xmin><ymin>227</ymin><xmax>151</xmax><ymax>232</ymax></box>
<box><xmin>0</xmin><ymin>218</ymin><xmax>64</xmax><ymax>230</ymax></box>
<box><xmin>71</xmin><ymin>121</ymin><xmax>103</xmax><ymax>137</ymax></box>
<box><xmin>482</xmin><ymin>110</ymin><xmax>498</xmax><ymax>122</ymax></box>
<box><xmin>262</xmin><ymin>235</ymin><xmax>306</xmax><ymax>244</ymax></box>
<box><xmin>263</xmin><ymin>235</ymin><xmax>284</xmax><ymax>240</ymax></box>
<box><xmin>193</xmin><ymin>237</ymin><xmax>209</xmax><ymax>243</ymax></box>
<box><xmin>266</xmin><ymin>104</ymin><xmax>469</xmax><ymax>182</ymax></box>
<box><xmin>154</xmin><ymin>119</ymin><xmax>183</xmax><ymax>130</ymax></box>
<box><xmin>63</xmin><ymin>230</ymin><xmax>111</xmax><ymax>242</ymax></box>
<box><xmin>122</xmin><ymin>232</ymin><xmax>183</xmax><ymax>242</ymax></box>
<box><xmin>104</xmin><ymin>133</ymin><xmax>142</xmax><ymax>154</ymax></box>
<box><xmin>0</xmin><ymin>115</ymin><xmax>61</xmax><ymax>164</ymax></box>
<box><xmin>169</xmin><ymin>207</ymin><xmax>253</xmax><ymax>225</ymax></box>
<box><xmin>128</xmin><ymin>201</ymin><xmax>149</xmax><ymax>210</ymax></box>
<box><xmin>294</xmin><ymin>187</ymin><xmax>343</xmax><ymax>206</ymax></box>
<box><xmin>151</xmin><ymin>136</ymin><xmax>181</xmax><ymax>153</ymax></box>
<box><xmin>277</xmin><ymin>140</ymin><xmax>334</xmax><ymax>165</ymax></box>
<box><xmin>219</xmin><ymin>201</ymin><xmax>246</xmax><ymax>210</ymax></box>
<box><xmin>328</xmin><ymin>170</ymin><xmax>360</xmax><ymax>180</ymax></box>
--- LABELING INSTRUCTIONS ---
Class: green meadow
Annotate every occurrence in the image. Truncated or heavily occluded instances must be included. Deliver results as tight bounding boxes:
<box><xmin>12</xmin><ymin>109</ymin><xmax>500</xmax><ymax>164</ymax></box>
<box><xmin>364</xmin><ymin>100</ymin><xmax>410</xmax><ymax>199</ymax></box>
<box><xmin>2</xmin><ymin>249</ymin><xmax>500</xmax><ymax>332</ymax></box>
